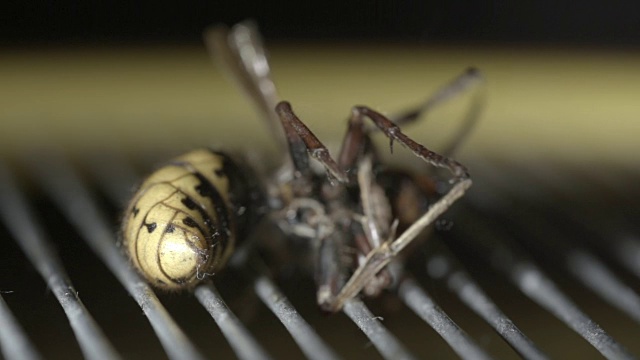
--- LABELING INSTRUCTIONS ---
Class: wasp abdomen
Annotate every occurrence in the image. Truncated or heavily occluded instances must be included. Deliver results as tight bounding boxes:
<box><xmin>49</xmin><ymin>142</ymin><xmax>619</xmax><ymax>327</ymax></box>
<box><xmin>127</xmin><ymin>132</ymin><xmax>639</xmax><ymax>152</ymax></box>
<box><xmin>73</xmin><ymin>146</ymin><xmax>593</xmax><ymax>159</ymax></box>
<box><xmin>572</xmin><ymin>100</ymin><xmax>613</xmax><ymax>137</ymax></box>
<box><xmin>122</xmin><ymin>149</ymin><xmax>247</xmax><ymax>290</ymax></box>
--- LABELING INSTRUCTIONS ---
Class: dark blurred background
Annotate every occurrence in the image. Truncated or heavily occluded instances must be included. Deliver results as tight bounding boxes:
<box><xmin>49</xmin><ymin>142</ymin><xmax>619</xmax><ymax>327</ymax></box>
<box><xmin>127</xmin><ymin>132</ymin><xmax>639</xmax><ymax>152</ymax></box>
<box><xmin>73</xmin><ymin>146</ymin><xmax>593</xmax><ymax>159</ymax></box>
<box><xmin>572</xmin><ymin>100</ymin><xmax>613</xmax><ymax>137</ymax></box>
<box><xmin>2</xmin><ymin>0</ymin><xmax>640</xmax><ymax>46</ymax></box>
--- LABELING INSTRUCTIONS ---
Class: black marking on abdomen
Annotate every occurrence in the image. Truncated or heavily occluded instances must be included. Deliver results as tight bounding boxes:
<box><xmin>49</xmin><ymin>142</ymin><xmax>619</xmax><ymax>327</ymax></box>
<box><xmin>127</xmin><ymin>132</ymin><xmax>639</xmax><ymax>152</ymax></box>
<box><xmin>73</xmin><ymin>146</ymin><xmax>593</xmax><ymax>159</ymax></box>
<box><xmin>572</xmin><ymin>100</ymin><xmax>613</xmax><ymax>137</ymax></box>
<box><xmin>177</xmin><ymin>192</ymin><xmax>216</xmax><ymax>239</ymax></box>
<box><xmin>157</xmin><ymin>196</ymin><xmax>212</xmax><ymax>250</ymax></box>
<box><xmin>182</xmin><ymin>217</ymin><xmax>198</xmax><ymax>228</ymax></box>
<box><xmin>145</xmin><ymin>222</ymin><xmax>157</xmax><ymax>233</ymax></box>
<box><xmin>210</xmin><ymin>150</ymin><xmax>260</xmax><ymax>241</ymax></box>
<box><xmin>165</xmin><ymin>223</ymin><xmax>175</xmax><ymax>233</ymax></box>
<box><xmin>192</xmin><ymin>172</ymin><xmax>231</xmax><ymax>250</ymax></box>
<box><xmin>181</xmin><ymin>197</ymin><xmax>198</xmax><ymax>210</ymax></box>
<box><xmin>151</xmin><ymin>182</ymin><xmax>217</xmax><ymax>244</ymax></box>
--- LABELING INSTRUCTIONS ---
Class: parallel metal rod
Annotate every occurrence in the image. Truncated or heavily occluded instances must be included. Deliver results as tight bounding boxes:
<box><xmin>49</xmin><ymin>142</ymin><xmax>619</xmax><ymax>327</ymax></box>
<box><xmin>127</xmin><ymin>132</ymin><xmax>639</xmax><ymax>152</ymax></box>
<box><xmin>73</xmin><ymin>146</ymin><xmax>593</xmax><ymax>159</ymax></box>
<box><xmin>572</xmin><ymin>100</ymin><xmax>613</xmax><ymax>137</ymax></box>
<box><xmin>194</xmin><ymin>283</ymin><xmax>272</xmax><ymax>360</ymax></box>
<box><xmin>610</xmin><ymin>236</ymin><xmax>640</xmax><ymax>281</ymax></box>
<box><xmin>26</xmin><ymin>151</ymin><xmax>206</xmax><ymax>360</ymax></box>
<box><xmin>90</xmin><ymin>150</ymin><xmax>480</xmax><ymax>360</ymax></box>
<box><xmin>0</xmin><ymin>294</ymin><xmax>41</xmax><ymax>360</ymax></box>
<box><xmin>113</xmin><ymin>153</ymin><xmax>416</xmax><ymax>360</ymax></box>
<box><xmin>0</xmin><ymin>162</ymin><xmax>121</xmax><ymax>360</ymax></box>
<box><xmin>85</xmin><ymin>152</ymin><xmax>281</xmax><ymax>360</ymax></box>
<box><xmin>450</xmin><ymin>209</ymin><xmax>635</xmax><ymax>360</ymax></box>
<box><xmin>397</xmin><ymin>277</ymin><xmax>494</xmax><ymax>360</ymax></box>
<box><xmin>472</xmin><ymin>161</ymin><xmax>640</xmax><ymax>325</ymax></box>
<box><xmin>79</xmin><ymin>151</ymin><xmax>636</xmax><ymax>358</ymax></box>
<box><xmin>536</xmin><ymin>164</ymin><xmax>640</xmax><ymax>281</ymax></box>
<box><xmin>254</xmin><ymin>276</ymin><xmax>341</xmax><ymax>360</ymax></box>
<box><xmin>508</xmin><ymin>262</ymin><xmax>634</xmax><ymax>360</ymax></box>
<box><xmin>98</xmin><ymin>152</ymin><xmax>421</xmax><ymax>360</ymax></box>
<box><xmin>566</xmin><ymin>250</ymin><xmax>640</xmax><ymax>324</ymax></box>
<box><xmin>92</xmin><ymin>151</ymin><xmax>432</xmax><ymax>360</ymax></box>
<box><xmin>342</xmin><ymin>299</ymin><xmax>417</xmax><ymax>360</ymax></box>
<box><xmin>491</xmin><ymin>159</ymin><xmax>640</xmax><ymax>282</ymax></box>
<box><xmin>425</xmin><ymin>253</ymin><xmax>549</xmax><ymax>360</ymax></box>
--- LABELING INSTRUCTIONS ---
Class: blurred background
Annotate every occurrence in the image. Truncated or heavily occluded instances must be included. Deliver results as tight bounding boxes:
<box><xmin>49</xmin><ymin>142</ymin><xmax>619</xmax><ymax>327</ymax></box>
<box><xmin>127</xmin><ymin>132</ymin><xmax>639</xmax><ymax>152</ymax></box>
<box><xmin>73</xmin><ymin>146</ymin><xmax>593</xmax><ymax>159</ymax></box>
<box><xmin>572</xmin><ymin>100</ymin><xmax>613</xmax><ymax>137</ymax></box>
<box><xmin>1</xmin><ymin>1</ymin><xmax>640</xmax><ymax>359</ymax></box>
<box><xmin>1</xmin><ymin>0</ymin><xmax>639</xmax><ymax>161</ymax></box>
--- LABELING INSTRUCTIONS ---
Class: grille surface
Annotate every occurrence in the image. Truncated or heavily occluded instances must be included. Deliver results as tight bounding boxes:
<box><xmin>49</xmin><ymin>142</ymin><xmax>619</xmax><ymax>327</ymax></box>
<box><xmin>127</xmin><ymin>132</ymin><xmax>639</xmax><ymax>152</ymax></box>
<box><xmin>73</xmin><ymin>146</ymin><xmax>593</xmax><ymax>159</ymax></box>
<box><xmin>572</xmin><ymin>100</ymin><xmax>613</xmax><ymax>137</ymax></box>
<box><xmin>0</xmin><ymin>150</ymin><xmax>639</xmax><ymax>360</ymax></box>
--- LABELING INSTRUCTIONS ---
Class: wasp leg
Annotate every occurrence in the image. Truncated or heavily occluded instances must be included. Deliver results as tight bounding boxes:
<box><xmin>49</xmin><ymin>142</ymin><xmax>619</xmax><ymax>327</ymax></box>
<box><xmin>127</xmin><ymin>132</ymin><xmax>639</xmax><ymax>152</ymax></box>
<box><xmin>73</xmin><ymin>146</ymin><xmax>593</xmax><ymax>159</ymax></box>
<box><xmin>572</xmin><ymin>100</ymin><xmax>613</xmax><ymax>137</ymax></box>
<box><xmin>335</xmin><ymin>104</ymin><xmax>368</xmax><ymax>175</ymax></box>
<box><xmin>336</xmin><ymin>69</ymin><xmax>483</xmax><ymax>174</ymax></box>
<box><xmin>358</xmin><ymin>106</ymin><xmax>470</xmax><ymax>179</ymax></box>
<box><xmin>316</xmin><ymin>231</ymin><xmax>346</xmax><ymax>310</ymax></box>
<box><xmin>325</xmin><ymin>107</ymin><xmax>472</xmax><ymax>312</ymax></box>
<box><xmin>391</xmin><ymin>67</ymin><xmax>485</xmax><ymax>157</ymax></box>
<box><xmin>334</xmin><ymin>110</ymin><xmax>400</xmax><ymax>300</ymax></box>
<box><xmin>275</xmin><ymin>101</ymin><xmax>349</xmax><ymax>184</ymax></box>
<box><xmin>204</xmin><ymin>22</ymin><xmax>287</xmax><ymax>153</ymax></box>
<box><xmin>354</xmin><ymin>155</ymin><xmax>395</xmax><ymax>297</ymax></box>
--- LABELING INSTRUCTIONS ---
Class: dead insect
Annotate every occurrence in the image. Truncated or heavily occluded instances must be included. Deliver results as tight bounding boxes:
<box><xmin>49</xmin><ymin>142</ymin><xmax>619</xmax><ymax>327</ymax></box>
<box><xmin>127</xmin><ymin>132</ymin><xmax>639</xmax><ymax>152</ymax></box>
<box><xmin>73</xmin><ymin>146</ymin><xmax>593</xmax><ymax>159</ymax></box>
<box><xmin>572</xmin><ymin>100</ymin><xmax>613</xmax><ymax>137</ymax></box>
<box><xmin>122</xmin><ymin>21</ymin><xmax>484</xmax><ymax>311</ymax></box>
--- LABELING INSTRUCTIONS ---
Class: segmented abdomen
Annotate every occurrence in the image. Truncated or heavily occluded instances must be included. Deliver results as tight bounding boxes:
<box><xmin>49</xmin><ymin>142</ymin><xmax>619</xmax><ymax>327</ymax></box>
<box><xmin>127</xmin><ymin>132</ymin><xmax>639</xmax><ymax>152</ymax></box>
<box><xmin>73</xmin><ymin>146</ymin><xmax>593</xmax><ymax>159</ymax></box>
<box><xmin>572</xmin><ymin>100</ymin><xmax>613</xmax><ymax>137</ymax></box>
<box><xmin>122</xmin><ymin>149</ymin><xmax>237</xmax><ymax>290</ymax></box>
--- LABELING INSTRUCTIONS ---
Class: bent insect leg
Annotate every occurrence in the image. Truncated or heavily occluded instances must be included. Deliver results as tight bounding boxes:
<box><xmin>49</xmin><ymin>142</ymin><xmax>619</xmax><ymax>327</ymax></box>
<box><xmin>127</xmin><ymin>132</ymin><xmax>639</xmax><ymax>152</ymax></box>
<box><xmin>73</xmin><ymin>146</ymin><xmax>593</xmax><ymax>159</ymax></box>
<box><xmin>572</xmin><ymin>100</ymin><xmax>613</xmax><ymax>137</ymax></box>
<box><xmin>391</xmin><ymin>67</ymin><xmax>485</xmax><ymax>157</ymax></box>
<box><xmin>275</xmin><ymin>101</ymin><xmax>349</xmax><ymax>184</ymax></box>
<box><xmin>325</xmin><ymin>106</ymin><xmax>473</xmax><ymax>312</ymax></box>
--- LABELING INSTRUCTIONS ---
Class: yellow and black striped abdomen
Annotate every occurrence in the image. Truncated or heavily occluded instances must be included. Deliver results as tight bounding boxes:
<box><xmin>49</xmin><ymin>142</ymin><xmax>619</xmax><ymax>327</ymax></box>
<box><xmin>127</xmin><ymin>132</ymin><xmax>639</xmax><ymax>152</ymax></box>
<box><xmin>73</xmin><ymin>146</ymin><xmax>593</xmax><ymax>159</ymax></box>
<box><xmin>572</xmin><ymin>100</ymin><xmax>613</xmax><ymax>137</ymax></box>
<box><xmin>122</xmin><ymin>149</ymin><xmax>242</xmax><ymax>290</ymax></box>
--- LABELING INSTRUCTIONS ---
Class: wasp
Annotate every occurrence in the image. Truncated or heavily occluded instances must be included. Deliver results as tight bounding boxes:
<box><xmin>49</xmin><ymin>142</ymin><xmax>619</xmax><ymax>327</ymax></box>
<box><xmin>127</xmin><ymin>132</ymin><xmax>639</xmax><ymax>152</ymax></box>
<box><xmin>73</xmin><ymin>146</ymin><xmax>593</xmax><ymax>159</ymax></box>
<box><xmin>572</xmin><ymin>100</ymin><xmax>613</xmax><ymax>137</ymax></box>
<box><xmin>121</xmin><ymin>22</ymin><xmax>483</xmax><ymax>312</ymax></box>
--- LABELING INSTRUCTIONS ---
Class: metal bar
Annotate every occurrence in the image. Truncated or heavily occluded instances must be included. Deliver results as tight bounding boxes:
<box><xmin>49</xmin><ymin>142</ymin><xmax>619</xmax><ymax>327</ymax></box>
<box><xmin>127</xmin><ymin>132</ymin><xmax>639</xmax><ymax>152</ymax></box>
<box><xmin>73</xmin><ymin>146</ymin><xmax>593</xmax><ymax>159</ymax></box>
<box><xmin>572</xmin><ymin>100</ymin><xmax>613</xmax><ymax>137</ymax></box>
<box><xmin>26</xmin><ymin>150</ymin><xmax>206</xmax><ymax>360</ymax></box>
<box><xmin>194</xmin><ymin>283</ymin><xmax>272</xmax><ymax>360</ymax></box>
<box><xmin>83</xmin><ymin>151</ymin><xmax>279</xmax><ymax>360</ymax></box>
<box><xmin>449</xmin><ymin>209</ymin><xmax>635</xmax><ymax>360</ymax></box>
<box><xmin>533</xmin><ymin>162</ymin><xmax>640</xmax><ymax>281</ymax></box>
<box><xmin>342</xmin><ymin>298</ymin><xmax>417</xmax><ymax>360</ymax></box>
<box><xmin>0</xmin><ymin>294</ymin><xmax>41</xmax><ymax>360</ymax></box>
<box><xmin>490</xmin><ymin>159</ymin><xmax>640</xmax><ymax>282</ymax></box>
<box><xmin>472</xmin><ymin>160</ymin><xmax>640</xmax><ymax>325</ymax></box>
<box><xmin>254</xmin><ymin>275</ymin><xmax>341</xmax><ymax>360</ymax></box>
<box><xmin>426</xmin><ymin>253</ymin><xmax>549</xmax><ymax>360</ymax></box>
<box><xmin>610</xmin><ymin>237</ymin><xmax>640</xmax><ymax>281</ymax></box>
<box><xmin>566</xmin><ymin>250</ymin><xmax>640</xmax><ymax>324</ymax></box>
<box><xmin>397</xmin><ymin>277</ymin><xmax>494</xmax><ymax>360</ymax></box>
<box><xmin>0</xmin><ymin>161</ymin><xmax>121</xmax><ymax>360</ymax></box>
<box><xmin>509</xmin><ymin>262</ymin><xmax>634</xmax><ymax>360</ymax></box>
<box><xmin>96</xmin><ymin>146</ymin><xmax>424</xmax><ymax>360</ymax></box>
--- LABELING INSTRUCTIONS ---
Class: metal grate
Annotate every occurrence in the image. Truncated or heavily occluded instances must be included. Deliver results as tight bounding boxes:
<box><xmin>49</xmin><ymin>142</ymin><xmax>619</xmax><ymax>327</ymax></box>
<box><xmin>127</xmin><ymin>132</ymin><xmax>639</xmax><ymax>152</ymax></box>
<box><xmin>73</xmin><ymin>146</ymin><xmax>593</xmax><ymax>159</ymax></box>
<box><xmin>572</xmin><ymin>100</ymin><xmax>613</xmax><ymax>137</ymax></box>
<box><xmin>0</xmin><ymin>149</ymin><xmax>639</xmax><ymax>359</ymax></box>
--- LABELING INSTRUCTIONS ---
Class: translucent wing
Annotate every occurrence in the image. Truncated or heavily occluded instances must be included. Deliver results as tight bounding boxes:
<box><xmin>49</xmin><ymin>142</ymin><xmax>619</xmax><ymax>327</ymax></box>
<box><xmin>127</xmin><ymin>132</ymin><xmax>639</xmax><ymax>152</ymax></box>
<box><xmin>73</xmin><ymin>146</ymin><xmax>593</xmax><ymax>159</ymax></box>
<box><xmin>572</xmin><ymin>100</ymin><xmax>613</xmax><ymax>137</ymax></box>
<box><xmin>204</xmin><ymin>21</ymin><xmax>287</xmax><ymax>152</ymax></box>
